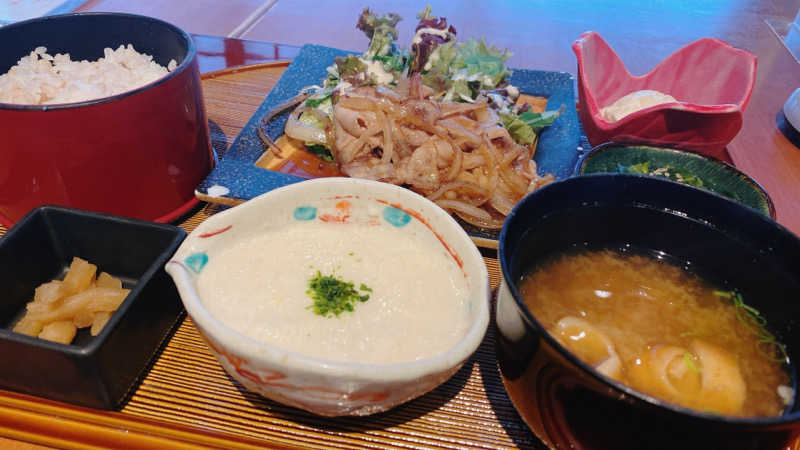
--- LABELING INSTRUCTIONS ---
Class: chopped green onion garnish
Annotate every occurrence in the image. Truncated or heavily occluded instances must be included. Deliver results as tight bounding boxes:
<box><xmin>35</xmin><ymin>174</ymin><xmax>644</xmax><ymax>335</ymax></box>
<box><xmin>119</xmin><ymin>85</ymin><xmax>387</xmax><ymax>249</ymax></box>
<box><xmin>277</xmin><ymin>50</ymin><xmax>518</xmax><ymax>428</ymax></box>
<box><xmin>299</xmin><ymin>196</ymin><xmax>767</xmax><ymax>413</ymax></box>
<box><xmin>716</xmin><ymin>290</ymin><xmax>788</xmax><ymax>363</ymax></box>
<box><xmin>683</xmin><ymin>352</ymin><xmax>701</xmax><ymax>374</ymax></box>
<box><xmin>306</xmin><ymin>271</ymin><xmax>371</xmax><ymax>317</ymax></box>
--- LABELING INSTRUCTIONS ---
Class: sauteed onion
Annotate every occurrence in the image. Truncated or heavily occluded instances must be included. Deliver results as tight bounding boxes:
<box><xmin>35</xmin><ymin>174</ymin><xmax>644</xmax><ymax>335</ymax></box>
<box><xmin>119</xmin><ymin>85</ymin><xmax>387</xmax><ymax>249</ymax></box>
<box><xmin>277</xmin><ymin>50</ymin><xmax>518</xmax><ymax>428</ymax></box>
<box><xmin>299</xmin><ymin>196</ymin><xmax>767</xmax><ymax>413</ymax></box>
<box><xmin>283</xmin><ymin>75</ymin><xmax>554</xmax><ymax>229</ymax></box>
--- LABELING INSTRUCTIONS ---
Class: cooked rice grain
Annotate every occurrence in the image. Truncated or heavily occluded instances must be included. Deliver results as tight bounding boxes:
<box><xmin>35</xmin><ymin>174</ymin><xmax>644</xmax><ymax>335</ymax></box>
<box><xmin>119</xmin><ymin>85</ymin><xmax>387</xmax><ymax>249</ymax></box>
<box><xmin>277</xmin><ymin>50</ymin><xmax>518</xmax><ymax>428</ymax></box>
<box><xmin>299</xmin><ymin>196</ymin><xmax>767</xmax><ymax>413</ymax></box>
<box><xmin>0</xmin><ymin>45</ymin><xmax>177</xmax><ymax>105</ymax></box>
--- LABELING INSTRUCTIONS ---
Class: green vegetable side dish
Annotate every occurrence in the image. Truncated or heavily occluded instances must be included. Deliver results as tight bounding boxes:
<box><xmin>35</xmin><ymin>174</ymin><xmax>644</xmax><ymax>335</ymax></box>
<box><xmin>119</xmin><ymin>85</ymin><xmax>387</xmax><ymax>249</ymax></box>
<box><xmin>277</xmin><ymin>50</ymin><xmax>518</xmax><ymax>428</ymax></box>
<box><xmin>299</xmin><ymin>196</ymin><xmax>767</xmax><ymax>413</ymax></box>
<box><xmin>306</xmin><ymin>271</ymin><xmax>372</xmax><ymax>317</ymax></box>
<box><xmin>621</xmin><ymin>161</ymin><xmax>704</xmax><ymax>188</ymax></box>
<box><xmin>578</xmin><ymin>145</ymin><xmax>774</xmax><ymax>217</ymax></box>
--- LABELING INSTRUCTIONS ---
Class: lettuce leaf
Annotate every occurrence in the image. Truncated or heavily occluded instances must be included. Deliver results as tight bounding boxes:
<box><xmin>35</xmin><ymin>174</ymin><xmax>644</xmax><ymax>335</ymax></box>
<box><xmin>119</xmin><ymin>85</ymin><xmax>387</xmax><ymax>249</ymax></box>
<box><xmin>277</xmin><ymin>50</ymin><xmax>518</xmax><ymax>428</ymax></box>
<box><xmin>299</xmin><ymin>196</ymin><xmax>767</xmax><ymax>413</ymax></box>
<box><xmin>297</xmin><ymin>113</ymin><xmax>334</xmax><ymax>161</ymax></box>
<box><xmin>500</xmin><ymin>105</ymin><xmax>564</xmax><ymax>146</ymax></box>
<box><xmin>417</xmin><ymin>5</ymin><xmax>435</xmax><ymax>21</ymax></box>
<box><xmin>305</xmin><ymin>87</ymin><xmax>333</xmax><ymax>109</ymax></box>
<box><xmin>298</xmin><ymin>110</ymin><xmax>327</xmax><ymax>130</ymax></box>
<box><xmin>442</xmin><ymin>78</ymin><xmax>479</xmax><ymax>102</ymax></box>
<box><xmin>420</xmin><ymin>41</ymin><xmax>458</xmax><ymax>92</ymax></box>
<box><xmin>324</xmin><ymin>64</ymin><xmax>340</xmax><ymax>88</ymax></box>
<box><xmin>422</xmin><ymin>37</ymin><xmax>513</xmax><ymax>102</ymax></box>
<box><xmin>410</xmin><ymin>6</ymin><xmax>456</xmax><ymax>74</ymax></box>
<box><xmin>519</xmin><ymin>107</ymin><xmax>564</xmax><ymax>134</ymax></box>
<box><xmin>306</xmin><ymin>144</ymin><xmax>335</xmax><ymax>162</ymax></box>
<box><xmin>451</xmin><ymin>38</ymin><xmax>512</xmax><ymax>89</ymax></box>
<box><xmin>335</xmin><ymin>55</ymin><xmax>367</xmax><ymax>78</ymax></box>
<box><xmin>372</xmin><ymin>53</ymin><xmax>408</xmax><ymax>73</ymax></box>
<box><xmin>500</xmin><ymin>113</ymin><xmax>537</xmax><ymax>146</ymax></box>
<box><xmin>333</xmin><ymin>55</ymin><xmax>372</xmax><ymax>86</ymax></box>
<box><xmin>356</xmin><ymin>7</ymin><xmax>402</xmax><ymax>59</ymax></box>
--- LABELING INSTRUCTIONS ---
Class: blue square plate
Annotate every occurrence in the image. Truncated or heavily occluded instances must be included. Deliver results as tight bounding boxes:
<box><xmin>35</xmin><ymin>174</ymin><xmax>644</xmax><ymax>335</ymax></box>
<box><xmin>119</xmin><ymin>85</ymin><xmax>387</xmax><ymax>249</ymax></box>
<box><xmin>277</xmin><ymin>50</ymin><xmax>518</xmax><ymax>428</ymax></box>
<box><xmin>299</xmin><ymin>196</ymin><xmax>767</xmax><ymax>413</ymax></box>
<box><xmin>196</xmin><ymin>44</ymin><xmax>585</xmax><ymax>247</ymax></box>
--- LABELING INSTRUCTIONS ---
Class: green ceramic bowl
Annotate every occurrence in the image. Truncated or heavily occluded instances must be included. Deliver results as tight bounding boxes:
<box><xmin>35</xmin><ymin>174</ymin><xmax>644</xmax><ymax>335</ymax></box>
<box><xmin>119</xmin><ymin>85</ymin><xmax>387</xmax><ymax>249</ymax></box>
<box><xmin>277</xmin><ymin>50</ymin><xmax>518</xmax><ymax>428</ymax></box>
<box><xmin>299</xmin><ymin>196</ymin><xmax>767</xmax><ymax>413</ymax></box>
<box><xmin>575</xmin><ymin>144</ymin><xmax>774</xmax><ymax>217</ymax></box>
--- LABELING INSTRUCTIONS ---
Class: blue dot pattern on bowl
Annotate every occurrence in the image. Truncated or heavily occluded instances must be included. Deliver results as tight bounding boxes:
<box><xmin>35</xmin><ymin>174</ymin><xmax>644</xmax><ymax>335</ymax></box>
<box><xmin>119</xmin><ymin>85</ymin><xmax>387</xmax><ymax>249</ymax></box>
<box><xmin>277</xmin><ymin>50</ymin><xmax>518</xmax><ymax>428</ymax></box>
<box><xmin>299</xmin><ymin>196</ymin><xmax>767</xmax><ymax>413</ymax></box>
<box><xmin>294</xmin><ymin>206</ymin><xmax>317</xmax><ymax>221</ymax></box>
<box><xmin>383</xmin><ymin>206</ymin><xmax>411</xmax><ymax>227</ymax></box>
<box><xmin>185</xmin><ymin>252</ymin><xmax>209</xmax><ymax>274</ymax></box>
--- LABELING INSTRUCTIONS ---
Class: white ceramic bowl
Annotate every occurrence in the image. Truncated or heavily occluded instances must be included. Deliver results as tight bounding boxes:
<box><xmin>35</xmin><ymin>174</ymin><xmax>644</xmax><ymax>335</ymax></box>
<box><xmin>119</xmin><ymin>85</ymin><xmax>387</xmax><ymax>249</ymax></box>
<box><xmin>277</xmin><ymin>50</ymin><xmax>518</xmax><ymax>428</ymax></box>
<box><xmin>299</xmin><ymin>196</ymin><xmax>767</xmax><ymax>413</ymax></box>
<box><xmin>166</xmin><ymin>178</ymin><xmax>490</xmax><ymax>416</ymax></box>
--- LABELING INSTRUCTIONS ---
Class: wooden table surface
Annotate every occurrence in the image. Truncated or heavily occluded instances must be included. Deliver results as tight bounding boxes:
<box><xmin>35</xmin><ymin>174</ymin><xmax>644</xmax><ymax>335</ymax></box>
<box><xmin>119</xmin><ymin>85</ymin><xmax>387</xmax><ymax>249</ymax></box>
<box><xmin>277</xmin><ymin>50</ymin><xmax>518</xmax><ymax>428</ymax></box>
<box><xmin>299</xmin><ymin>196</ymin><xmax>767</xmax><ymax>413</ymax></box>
<box><xmin>3</xmin><ymin>1</ymin><xmax>800</xmax><ymax>448</ymax></box>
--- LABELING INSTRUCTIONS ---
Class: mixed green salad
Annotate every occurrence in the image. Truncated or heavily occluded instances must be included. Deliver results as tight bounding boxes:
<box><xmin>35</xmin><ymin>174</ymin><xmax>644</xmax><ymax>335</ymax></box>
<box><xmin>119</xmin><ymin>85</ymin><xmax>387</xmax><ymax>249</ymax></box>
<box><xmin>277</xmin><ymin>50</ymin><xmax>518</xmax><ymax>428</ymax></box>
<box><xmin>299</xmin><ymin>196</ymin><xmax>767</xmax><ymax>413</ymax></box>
<box><xmin>296</xmin><ymin>6</ymin><xmax>561</xmax><ymax>154</ymax></box>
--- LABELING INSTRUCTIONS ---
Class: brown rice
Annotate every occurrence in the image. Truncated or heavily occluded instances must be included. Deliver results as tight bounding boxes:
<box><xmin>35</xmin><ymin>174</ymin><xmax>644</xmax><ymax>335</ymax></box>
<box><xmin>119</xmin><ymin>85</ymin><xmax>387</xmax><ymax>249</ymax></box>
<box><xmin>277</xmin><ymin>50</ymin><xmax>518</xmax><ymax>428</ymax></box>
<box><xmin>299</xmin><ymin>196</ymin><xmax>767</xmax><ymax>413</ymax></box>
<box><xmin>0</xmin><ymin>45</ymin><xmax>177</xmax><ymax>105</ymax></box>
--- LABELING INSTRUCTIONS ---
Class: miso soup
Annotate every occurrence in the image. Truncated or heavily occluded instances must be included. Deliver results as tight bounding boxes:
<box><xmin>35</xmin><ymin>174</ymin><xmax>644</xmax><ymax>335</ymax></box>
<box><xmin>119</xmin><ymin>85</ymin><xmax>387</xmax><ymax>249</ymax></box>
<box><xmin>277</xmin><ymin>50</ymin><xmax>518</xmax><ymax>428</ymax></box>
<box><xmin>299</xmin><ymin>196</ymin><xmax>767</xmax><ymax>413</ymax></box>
<box><xmin>519</xmin><ymin>249</ymin><xmax>793</xmax><ymax>417</ymax></box>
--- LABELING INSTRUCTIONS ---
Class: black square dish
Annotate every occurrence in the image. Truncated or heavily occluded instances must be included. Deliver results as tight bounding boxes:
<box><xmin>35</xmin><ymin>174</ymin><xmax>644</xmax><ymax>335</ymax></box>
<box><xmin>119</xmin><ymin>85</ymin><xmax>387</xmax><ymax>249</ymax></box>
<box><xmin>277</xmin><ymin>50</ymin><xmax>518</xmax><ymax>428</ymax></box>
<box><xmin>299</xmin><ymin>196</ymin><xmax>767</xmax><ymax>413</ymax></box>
<box><xmin>0</xmin><ymin>206</ymin><xmax>186</xmax><ymax>409</ymax></box>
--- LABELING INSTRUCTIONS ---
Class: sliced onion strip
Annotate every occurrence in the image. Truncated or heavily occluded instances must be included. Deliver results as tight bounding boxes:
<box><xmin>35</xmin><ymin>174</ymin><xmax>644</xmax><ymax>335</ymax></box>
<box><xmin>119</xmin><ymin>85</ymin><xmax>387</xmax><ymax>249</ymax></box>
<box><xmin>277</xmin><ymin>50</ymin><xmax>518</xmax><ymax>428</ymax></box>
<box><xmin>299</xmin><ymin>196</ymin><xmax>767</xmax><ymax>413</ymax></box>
<box><xmin>435</xmin><ymin>199</ymin><xmax>493</xmax><ymax>221</ymax></box>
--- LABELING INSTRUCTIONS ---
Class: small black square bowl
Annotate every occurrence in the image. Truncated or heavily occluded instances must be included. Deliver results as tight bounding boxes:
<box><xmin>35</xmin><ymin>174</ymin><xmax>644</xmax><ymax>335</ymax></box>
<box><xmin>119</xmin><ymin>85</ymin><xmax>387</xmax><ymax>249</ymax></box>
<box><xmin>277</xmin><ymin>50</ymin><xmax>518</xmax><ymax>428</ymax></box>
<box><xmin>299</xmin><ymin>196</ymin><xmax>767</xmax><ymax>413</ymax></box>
<box><xmin>0</xmin><ymin>205</ymin><xmax>186</xmax><ymax>409</ymax></box>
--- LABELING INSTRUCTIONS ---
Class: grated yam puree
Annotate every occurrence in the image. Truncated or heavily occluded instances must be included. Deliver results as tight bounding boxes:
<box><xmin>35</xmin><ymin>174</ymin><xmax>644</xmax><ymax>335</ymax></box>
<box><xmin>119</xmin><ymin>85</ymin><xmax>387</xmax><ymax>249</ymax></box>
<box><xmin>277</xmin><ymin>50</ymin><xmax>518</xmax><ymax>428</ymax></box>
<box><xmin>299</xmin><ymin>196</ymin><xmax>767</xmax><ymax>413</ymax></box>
<box><xmin>196</xmin><ymin>220</ymin><xmax>471</xmax><ymax>364</ymax></box>
<box><xmin>0</xmin><ymin>45</ymin><xmax>177</xmax><ymax>105</ymax></box>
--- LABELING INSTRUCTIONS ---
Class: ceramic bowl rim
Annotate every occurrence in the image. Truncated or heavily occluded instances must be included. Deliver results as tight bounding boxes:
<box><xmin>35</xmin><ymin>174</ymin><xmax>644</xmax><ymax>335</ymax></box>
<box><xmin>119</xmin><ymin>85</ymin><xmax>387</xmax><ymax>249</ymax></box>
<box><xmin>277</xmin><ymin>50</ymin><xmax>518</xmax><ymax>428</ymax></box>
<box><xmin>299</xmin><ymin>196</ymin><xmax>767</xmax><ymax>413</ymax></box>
<box><xmin>167</xmin><ymin>177</ymin><xmax>490</xmax><ymax>383</ymax></box>
<box><xmin>0</xmin><ymin>11</ymin><xmax>196</xmax><ymax>111</ymax></box>
<box><xmin>497</xmin><ymin>173</ymin><xmax>800</xmax><ymax>426</ymax></box>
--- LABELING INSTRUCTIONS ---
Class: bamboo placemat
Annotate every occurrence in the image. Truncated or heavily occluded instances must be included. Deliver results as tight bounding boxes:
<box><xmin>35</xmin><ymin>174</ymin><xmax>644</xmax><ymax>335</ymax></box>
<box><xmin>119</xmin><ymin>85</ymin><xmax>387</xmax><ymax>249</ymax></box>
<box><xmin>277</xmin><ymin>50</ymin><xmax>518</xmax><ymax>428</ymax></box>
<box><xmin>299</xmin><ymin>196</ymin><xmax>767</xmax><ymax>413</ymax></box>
<box><xmin>0</xmin><ymin>63</ymin><xmax>544</xmax><ymax>449</ymax></box>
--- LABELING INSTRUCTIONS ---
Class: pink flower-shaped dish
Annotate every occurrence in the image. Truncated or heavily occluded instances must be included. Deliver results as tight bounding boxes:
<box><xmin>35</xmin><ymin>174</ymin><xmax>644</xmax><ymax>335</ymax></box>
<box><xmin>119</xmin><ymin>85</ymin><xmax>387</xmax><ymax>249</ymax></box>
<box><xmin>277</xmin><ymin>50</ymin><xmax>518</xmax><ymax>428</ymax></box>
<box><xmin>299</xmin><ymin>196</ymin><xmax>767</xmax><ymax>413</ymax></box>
<box><xmin>573</xmin><ymin>31</ymin><xmax>756</xmax><ymax>159</ymax></box>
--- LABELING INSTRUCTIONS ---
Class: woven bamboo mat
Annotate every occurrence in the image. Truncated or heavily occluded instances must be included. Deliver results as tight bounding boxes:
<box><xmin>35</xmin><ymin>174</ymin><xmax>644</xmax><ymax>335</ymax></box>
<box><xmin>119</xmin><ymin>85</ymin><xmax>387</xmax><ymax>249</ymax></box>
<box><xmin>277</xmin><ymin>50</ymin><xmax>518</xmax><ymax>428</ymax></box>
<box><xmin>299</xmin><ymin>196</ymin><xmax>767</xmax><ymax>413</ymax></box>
<box><xmin>0</xmin><ymin>63</ymin><xmax>544</xmax><ymax>449</ymax></box>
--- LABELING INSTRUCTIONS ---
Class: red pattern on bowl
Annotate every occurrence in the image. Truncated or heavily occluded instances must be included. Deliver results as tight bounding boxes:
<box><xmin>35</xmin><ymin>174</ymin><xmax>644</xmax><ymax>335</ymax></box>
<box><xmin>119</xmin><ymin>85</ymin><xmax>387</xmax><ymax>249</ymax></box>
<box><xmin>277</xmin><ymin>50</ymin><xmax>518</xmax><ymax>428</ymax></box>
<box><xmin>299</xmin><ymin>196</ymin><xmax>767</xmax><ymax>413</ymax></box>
<box><xmin>572</xmin><ymin>31</ymin><xmax>756</xmax><ymax>159</ymax></box>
